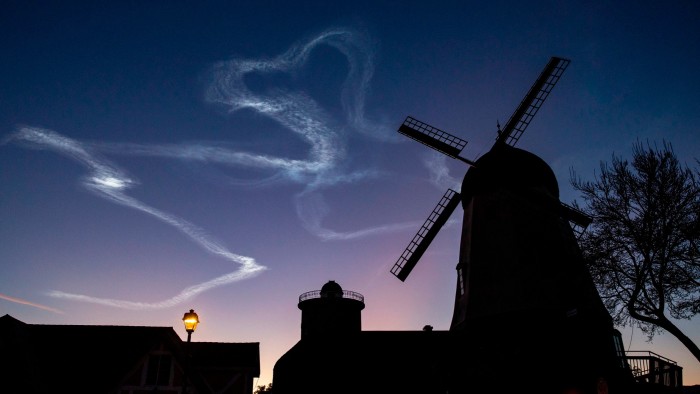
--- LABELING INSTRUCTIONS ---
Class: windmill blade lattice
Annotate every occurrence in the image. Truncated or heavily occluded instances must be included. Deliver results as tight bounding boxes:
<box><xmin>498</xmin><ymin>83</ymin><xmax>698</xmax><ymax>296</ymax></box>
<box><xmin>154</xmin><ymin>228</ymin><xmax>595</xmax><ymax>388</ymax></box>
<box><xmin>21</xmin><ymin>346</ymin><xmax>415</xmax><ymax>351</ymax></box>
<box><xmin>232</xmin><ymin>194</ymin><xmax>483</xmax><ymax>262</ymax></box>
<box><xmin>398</xmin><ymin>117</ymin><xmax>476</xmax><ymax>166</ymax></box>
<box><xmin>496</xmin><ymin>57</ymin><xmax>570</xmax><ymax>147</ymax></box>
<box><xmin>391</xmin><ymin>188</ymin><xmax>462</xmax><ymax>281</ymax></box>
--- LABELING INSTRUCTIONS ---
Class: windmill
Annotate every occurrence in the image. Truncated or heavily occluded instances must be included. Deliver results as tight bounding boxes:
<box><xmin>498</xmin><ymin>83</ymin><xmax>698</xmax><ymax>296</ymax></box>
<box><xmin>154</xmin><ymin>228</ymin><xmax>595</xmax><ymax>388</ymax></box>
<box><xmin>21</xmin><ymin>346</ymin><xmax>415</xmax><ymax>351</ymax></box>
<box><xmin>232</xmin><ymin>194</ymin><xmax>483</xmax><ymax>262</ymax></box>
<box><xmin>391</xmin><ymin>56</ymin><xmax>589</xmax><ymax>283</ymax></box>
<box><xmin>391</xmin><ymin>57</ymin><xmax>632</xmax><ymax>392</ymax></box>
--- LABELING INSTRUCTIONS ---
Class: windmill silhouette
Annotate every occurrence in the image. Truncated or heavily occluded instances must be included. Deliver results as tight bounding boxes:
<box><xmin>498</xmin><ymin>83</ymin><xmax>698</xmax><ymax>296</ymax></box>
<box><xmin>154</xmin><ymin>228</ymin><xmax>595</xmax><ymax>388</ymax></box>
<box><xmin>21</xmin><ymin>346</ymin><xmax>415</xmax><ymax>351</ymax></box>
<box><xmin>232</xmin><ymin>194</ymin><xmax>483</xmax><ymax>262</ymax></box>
<box><xmin>391</xmin><ymin>57</ymin><xmax>632</xmax><ymax>392</ymax></box>
<box><xmin>391</xmin><ymin>56</ymin><xmax>591</xmax><ymax>283</ymax></box>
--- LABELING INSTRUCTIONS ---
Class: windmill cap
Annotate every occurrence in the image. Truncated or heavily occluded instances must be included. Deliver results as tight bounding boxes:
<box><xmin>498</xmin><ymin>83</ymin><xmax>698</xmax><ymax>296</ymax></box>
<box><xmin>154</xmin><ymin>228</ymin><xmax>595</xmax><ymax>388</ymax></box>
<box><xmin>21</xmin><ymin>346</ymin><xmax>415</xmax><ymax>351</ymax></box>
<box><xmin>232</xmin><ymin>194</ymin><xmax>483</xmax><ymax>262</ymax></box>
<box><xmin>462</xmin><ymin>144</ymin><xmax>559</xmax><ymax>199</ymax></box>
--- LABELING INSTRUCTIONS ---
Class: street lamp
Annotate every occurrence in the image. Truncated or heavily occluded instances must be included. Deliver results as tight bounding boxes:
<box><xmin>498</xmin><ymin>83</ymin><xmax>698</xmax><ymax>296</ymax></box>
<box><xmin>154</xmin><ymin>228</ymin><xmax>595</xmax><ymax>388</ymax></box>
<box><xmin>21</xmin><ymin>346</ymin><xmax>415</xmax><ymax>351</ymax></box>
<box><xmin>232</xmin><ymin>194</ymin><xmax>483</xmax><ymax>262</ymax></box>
<box><xmin>181</xmin><ymin>309</ymin><xmax>199</xmax><ymax>394</ymax></box>
<box><xmin>182</xmin><ymin>309</ymin><xmax>199</xmax><ymax>342</ymax></box>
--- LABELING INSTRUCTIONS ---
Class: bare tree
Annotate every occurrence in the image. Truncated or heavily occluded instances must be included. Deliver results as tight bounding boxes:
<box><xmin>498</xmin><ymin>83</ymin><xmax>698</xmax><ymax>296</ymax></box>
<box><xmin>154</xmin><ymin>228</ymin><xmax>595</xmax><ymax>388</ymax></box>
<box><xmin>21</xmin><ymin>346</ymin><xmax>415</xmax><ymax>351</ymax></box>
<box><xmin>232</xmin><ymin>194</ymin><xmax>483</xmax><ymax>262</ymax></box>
<box><xmin>571</xmin><ymin>140</ymin><xmax>700</xmax><ymax>363</ymax></box>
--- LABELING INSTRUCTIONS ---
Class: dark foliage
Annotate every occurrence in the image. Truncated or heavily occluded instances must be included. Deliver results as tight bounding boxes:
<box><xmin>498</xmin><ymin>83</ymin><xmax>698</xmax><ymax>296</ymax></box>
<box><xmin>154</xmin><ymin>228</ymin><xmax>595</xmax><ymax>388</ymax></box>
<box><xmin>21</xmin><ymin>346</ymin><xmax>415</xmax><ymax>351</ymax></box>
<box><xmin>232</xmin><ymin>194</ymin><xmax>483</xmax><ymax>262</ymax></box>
<box><xmin>571</xmin><ymin>140</ymin><xmax>700</xmax><ymax>363</ymax></box>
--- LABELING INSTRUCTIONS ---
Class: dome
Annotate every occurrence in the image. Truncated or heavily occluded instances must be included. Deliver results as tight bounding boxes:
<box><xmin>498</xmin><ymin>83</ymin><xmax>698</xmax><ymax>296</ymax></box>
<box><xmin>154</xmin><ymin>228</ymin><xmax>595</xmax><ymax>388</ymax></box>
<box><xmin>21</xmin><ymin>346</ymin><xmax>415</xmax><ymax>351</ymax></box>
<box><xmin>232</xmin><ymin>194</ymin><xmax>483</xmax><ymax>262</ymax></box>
<box><xmin>461</xmin><ymin>144</ymin><xmax>559</xmax><ymax>200</ymax></box>
<box><xmin>320</xmin><ymin>280</ymin><xmax>343</xmax><ymax>298</ymax></box>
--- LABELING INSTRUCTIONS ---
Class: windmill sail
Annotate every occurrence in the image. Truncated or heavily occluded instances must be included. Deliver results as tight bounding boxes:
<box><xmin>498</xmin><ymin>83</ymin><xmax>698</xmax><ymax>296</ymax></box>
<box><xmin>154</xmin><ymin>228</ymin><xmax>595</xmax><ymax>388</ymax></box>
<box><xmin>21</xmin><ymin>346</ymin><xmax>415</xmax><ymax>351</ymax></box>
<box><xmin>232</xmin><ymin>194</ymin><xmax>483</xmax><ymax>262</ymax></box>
<box><xmin>559</xmin><ymin>202</ymin><xmax>592</xmax><ymax>239</ymax></box>
<box><xmin>496</xmin><ymin>57</ymin><xmax>570</xmax><ymax>147</ymax></box>
<box><xmin>392</xmin><ymin>56</ymin><xmax>574</xmax><ymax>282</ymax></box>
<box><xmin>391</xmin><ymin>189</ymin><xmax>462</xmax><ymax>281</ymax></box>
<box><xmin>398</xmin><ymin>117</ymin><xmax>476</xmax><ymax>166</ymax></box>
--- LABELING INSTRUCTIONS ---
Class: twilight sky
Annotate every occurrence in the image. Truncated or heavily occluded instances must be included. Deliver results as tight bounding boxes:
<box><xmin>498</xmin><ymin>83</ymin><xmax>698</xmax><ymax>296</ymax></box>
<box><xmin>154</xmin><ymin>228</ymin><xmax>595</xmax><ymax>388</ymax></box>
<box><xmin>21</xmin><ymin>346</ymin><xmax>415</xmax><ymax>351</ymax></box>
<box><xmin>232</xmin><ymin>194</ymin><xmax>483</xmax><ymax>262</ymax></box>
<box><xmin>2</xmin><ymin>1</ymin><xmax>699</xmax><ymax>387</ymax></box>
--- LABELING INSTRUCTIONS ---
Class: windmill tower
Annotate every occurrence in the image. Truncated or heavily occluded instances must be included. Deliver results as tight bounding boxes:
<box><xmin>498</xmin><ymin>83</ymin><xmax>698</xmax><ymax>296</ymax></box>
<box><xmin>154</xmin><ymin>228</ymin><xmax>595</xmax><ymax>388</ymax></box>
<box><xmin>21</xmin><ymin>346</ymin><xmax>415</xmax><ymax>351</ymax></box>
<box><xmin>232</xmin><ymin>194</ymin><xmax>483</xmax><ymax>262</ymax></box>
<box><xmin>392</xmin><ymin>57</ymin><xmax>633</xmax><ymax>392</ymax></box>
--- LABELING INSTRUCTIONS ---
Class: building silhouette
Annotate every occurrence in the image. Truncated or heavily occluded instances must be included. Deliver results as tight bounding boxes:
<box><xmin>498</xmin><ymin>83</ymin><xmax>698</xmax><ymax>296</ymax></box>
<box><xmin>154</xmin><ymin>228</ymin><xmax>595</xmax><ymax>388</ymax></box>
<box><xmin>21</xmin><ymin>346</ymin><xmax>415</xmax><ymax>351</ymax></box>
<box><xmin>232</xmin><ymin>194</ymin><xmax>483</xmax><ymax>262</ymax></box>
<box><xmin>273</xmin><ymin>280</ymin><xmax>454</xmax><ymax>394</ymax></box>
<box><xmin>274</xmin><ymin>125</ymin><xmax>692</xmax><ymax>393</ymax></box>
<box><xmin>0</xmin><ymin>314</ymin><xmax>259</xmax><ymax>394</ymax></box>
<box><xmin>272</xmin><ymin>144</ymin><xmax>686</xmax><ymax>394</ymax></box>
<box><xmin>293</xmin><ymin>57</ymin><xmax>667</xmax><ymax>392</ymax></box>
<box><xmin>273</xmin><ymin>279</ymin><xmax>685</xmax><ymax>394</ymax></box>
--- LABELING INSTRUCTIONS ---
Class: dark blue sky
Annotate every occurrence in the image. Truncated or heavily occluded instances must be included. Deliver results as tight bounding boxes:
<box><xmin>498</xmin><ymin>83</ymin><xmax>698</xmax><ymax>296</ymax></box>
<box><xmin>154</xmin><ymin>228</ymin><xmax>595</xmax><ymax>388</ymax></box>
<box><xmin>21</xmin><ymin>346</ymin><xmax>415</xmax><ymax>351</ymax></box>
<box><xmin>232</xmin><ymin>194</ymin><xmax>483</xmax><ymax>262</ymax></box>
<box><xmin>2</xmin><ymin>1</ymin><xmax>699</xmax><ymax>387</ymax></box>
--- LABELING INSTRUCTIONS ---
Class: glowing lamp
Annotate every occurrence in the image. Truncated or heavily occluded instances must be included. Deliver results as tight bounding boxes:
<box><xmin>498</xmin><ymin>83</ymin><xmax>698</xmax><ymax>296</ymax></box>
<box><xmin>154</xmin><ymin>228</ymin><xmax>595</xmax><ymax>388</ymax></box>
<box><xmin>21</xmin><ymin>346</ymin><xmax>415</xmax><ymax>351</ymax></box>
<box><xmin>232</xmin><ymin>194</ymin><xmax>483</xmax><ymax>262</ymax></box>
<box><xmin>182</xmin><ymin>309</ymin><xmax>199</xmax><ymax>334</ymax></box>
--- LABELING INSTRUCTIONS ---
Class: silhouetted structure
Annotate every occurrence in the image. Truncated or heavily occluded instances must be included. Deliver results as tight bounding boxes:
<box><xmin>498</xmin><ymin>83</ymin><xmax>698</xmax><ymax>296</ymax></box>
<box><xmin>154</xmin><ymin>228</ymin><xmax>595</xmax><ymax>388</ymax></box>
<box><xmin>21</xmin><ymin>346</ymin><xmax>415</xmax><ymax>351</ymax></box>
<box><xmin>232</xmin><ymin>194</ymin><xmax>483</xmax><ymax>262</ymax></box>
<box><xmin>390</xmin><ymin>56</ymin><xmax>680</xmax><ymax>393</ymax></box>
<box><xmin>273</xmin><ymin>57</ymin><xmax>685</xmax><ymax>394</ymax></box>
<box><xmin>298</xmin><ymin>280</ymin><xmax>365</xmax><ymax>339</ymax></box>
<box><xmin>273</xmin><ymin>281</ymin><xmax>684</xmax><ymax>394</ymax></box>
<box><xmin>0</xmin><ymin>314</ymin><xmax>259</xmax><ymax>394</ymax></box>
<box><xmin>273</xmin><ymin>281</ymin><xmax>453</xmax><ymax>394</ymax></box>
<box><xmin>448</xmin><ymin>145</ymin><xmax>636</xmax><ymax>392</ymax></box>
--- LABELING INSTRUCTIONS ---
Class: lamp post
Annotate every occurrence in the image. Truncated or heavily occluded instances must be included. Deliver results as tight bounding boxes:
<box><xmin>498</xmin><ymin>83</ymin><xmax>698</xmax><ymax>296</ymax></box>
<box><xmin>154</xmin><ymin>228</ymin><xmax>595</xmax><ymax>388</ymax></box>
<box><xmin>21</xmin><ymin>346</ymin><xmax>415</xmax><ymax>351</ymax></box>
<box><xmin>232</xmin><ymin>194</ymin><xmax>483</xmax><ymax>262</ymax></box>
<box><xmin>181</xmin><ymin>309</ymin><xmax>199</xmax><ymax>394</ymax></box>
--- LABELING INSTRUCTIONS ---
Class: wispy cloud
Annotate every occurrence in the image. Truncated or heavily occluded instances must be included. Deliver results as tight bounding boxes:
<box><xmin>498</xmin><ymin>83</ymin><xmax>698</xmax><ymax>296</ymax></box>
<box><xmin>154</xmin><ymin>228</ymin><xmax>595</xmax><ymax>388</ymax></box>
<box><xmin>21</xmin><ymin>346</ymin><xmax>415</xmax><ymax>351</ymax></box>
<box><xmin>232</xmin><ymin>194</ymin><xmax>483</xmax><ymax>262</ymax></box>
<box><xmin>423</xmin><ymin>152</ymin><xmax>463</xmax><ymax>191</ymax></box>
<box><xmin>294</xmin><ymin>190</ymin><xmax>425</xmax><ymax>241</ymax></box>
<box><xmin>91</xmin><ymin>28</ymin><xmax>402</xmax><ymax>240</ymax></box>
<box><xmin>47</xmin><ymin>267</ymin><xmax>262</xmax><ymax>310</ymax></box>
<box><xmin>3</xmin><ymin>27</ymin><xmax>436</xmax><ymax>309</ymax></box>
<box><xmin>7</xmin><ymin>127</ymin><xmax>266</xmax><ymax>310</ymax></box>
<box><xmin>206</xmin><ymin>28</ymin><xmax>391</xmax><ymax>142</ymax></box>
<box><xmin>0</xmin><ymin>292</ymin><xmax>64</xmax><ymax>314</ymax></box>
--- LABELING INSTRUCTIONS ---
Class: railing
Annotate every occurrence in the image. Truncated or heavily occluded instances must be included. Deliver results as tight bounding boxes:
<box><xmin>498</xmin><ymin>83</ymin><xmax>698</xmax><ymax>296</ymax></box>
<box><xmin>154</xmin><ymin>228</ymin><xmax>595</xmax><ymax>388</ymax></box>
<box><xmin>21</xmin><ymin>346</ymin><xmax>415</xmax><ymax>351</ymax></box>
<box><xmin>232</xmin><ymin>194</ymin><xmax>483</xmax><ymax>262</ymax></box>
<box><xmin>298</xmin><ymin>289</ymin><xmax>364</xmax><ymax>303</ymax></box>
<box><xmin>626</xmin><ymin>351</ymin><xmax>683</xmax><ymax>388</ymax></box>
